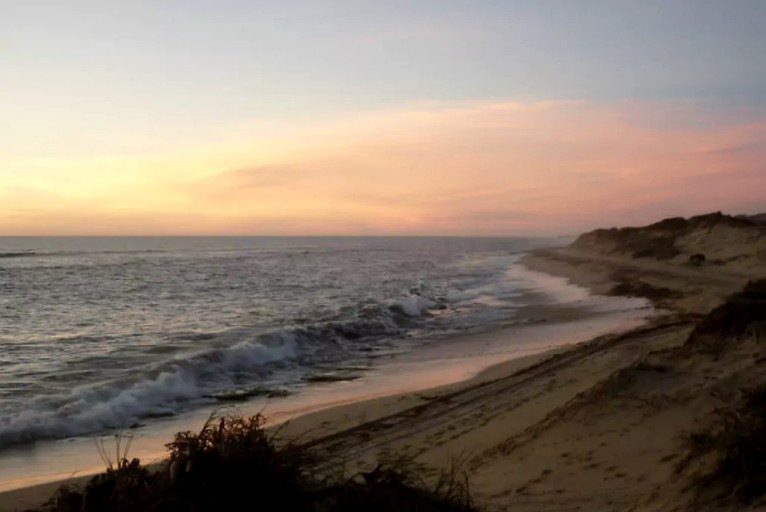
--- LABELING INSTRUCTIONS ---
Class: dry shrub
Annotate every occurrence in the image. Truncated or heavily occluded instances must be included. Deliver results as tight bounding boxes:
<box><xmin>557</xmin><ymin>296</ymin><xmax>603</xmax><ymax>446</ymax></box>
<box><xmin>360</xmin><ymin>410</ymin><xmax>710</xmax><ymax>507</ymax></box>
<box><xmin>686</xmin><ymin>279</ymin><xmax>766</xmax><ymax>355</ymax></box>
<box><xmin>40</xmin><ymin>412</ymin><xmax>478</xmax><ymax>512</ymax></box>
<box><xmin>678</xmin><ymin>385</ymin><xmax>766</xmax><ymax>503</ymax></box>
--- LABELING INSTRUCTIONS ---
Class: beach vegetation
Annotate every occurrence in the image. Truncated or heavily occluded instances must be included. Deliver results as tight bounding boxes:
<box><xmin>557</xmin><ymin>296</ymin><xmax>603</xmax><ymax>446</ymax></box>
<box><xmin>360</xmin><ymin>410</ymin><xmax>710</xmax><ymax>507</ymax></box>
<box><xmin>573</xmin><ymin>212</ymin><xmax>759</xmax><ymax>261</ymax></box>
<box><xmin>39</xmin><ymin>412</ymin><xmax>477</xmax><ymax>512</ymax></box>
<box><xmin>687</xmin><ymin>253</ymin><xmax>706</xmax><ymax>266</ymax></box>
<box><xmin>677</xmin><ymin>384</ymin><xmax>766</xmax><ymax>503</ymax></box>
<box><xmin>686</xmin><ymin>279</ymin><xmax>766</xmax><ymax>355</ymax></box>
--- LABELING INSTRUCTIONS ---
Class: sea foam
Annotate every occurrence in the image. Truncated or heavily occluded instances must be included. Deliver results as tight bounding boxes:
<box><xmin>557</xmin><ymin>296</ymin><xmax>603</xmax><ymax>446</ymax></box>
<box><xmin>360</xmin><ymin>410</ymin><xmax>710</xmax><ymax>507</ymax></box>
<box><xmin>0</xmin><ymin>336</ymin><xmax>296</xmax><ymax>448</ymax></box>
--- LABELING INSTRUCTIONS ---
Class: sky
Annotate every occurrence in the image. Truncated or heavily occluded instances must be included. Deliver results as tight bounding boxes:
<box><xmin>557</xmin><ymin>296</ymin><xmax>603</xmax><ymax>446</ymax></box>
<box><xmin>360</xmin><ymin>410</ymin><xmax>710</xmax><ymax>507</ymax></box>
<box><xmin>2</xmin><ymin>0</ymin><xmax>766</xmax><ymax>236</ymax></box>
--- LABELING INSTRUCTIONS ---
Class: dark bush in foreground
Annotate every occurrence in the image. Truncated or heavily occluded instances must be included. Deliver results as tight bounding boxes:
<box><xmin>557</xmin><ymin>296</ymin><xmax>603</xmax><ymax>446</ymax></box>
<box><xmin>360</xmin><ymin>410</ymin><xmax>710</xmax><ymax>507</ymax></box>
<box><xmin>39</xmin><ymin>413</ymin><xmax>477</xmax><ymax>512</ymax></box>
<box><xmin>677</xmin><ymin>385</ymin><xmax>766</xmax><ymax>502</ymax></box>
<box><xmin>165</xmin><ymin>414</ymin><xmax>310</xmax><ymax>510</ymax></box>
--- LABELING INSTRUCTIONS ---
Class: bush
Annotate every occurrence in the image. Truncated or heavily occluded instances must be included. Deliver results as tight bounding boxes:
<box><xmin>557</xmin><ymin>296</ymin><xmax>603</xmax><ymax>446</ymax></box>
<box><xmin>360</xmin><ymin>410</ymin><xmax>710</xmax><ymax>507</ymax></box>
<box><xmin>686</xmin><ymin>279</ymin><xmax>766</xmax><ymax>354</ymax></box>
<box><xmin>41</xmin><ymin>412</ymin><xmax>477</xmax><ymax>512</ymax></box>
<box><xmin>688</xmin><ymin>253</ymin><xmax>706</xmax><ymax>266</ymax></box>
<box><xmin>677</xmin><ymin>385</ymin><xmax>766</xmax><ymax>502</ymax></box>
<box><xmin>164</xmin><ymin>414</ymin><xmax>311</xmax><ymax>511</ymax></box>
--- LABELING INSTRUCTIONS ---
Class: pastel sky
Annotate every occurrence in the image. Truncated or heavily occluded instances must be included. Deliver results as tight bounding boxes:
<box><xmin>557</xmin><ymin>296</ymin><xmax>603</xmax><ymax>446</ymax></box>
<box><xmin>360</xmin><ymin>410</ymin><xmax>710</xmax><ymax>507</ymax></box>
<box><xmin>2</xmin><ymin>1</ymin><xmax>766</xmax><ymax>235</ymax></box>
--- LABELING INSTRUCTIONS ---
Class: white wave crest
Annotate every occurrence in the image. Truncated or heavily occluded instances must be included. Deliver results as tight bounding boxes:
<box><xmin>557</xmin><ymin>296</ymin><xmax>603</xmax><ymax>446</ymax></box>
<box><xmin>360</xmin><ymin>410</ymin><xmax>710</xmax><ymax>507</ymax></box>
<box><xmin>0</xmin><ymin>337</ymin><xmax>296</xmax><ymax>447</ymax></box>
<box><xmin>389</xmin><ymin>294</ymin><xmax>434</xmax><ymax>317</ymax></box>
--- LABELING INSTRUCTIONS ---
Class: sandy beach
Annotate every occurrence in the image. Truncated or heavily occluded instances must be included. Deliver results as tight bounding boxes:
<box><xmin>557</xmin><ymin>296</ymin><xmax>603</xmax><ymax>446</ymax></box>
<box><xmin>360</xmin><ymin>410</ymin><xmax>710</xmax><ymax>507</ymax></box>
<box><xmin>270</xmin><ymin>215</ymin><xmax>766</xmax><ymax>511</ymax></box>
<box><xmin>3</xmin><ymin>213</ymin><xmax>765</xmax><ymax>511</ymax></box>
<box><xmin>0</xmin><ymin>267</ymin><xmax>649</xmax><ymax>511</ymax></box>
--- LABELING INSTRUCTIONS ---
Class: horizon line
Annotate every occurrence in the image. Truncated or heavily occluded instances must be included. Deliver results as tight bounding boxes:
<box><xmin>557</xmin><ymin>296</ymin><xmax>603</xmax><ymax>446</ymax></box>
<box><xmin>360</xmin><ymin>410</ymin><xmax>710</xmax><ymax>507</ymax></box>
<box><xmin>0</xmin><ymin>233</ymin><xmax>575</xmax><ymax>239</ymax></box>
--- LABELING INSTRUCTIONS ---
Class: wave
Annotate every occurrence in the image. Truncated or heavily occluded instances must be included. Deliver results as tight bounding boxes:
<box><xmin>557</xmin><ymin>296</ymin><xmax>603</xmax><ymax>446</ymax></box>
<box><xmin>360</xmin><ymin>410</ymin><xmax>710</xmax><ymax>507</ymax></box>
<box><xmin>0</xmin><ymin>249</ymin><xmax>172</xmax><ymax>260</ymax></box>
<box><xmin>0</xmin><ymin>252</ymin><xmax>42</xmax><ymax>259</ymax></box>
<box><xmin>0</xmin><ymin>292</ymin><xmax>439</xmax><ymax>448</ymax></box>
<box><xmin>389</xmin><ymin>294</ymin><xmax>436</xmax><ymax>316</ymax></box>
<box><xmin>0</xmin><ymin>335</ymin><xmax>296</xmax><ymax>448</ymax></box>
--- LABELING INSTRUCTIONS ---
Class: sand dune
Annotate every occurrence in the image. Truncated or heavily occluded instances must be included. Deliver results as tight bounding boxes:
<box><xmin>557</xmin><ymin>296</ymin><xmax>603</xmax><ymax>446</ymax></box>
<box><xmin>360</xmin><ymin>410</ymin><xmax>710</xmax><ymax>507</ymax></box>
<box><xmin>291</xmin><ymin>213</ymin><xmax>766</xmax><ymax>511</ymax></box>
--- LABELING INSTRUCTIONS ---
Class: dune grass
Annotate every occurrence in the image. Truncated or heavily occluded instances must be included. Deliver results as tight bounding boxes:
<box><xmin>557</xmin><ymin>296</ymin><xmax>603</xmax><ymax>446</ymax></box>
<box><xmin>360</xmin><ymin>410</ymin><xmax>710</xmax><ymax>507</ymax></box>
<box><xmin>686</xmin><ymin>279</ymin><xmax>766</xmax><ymax>355</ymax></box>
<box><xmin>673</xmin><ymin>280</ymin><xmax>766</xmax><ymax>503</ymax></box>
<box><xmin>677</xmin><ymin>384</ymin><xmax>766</xmax><ymax>503</ymax></box>
<box><xmin>38</xmin><ymin>412</ymin><xmax>477</xmax><ymax>512</ymax></box>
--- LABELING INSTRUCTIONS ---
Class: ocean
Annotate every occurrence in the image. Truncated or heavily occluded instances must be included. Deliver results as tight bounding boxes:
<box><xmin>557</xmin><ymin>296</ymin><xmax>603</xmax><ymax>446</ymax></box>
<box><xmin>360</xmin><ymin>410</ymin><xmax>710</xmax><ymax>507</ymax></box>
<box><xmin>0</xmin><ymin>236</ymin><xmax>571</xmax><ymax>451</ymax></box>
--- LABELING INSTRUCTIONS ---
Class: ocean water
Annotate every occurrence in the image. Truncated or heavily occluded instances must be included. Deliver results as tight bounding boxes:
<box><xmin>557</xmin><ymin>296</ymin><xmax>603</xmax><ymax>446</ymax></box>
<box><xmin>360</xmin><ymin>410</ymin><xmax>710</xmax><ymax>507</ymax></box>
<box><xmin>0</xmin><ymin>236</ymin><xmax>570</xmax><ymax>451</ymax></box>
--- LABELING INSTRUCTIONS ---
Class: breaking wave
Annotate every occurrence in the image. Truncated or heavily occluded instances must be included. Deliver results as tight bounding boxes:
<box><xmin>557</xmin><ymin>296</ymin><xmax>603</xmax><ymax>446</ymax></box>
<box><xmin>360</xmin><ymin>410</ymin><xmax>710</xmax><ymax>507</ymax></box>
<box><xmin>0</xmin><ymin>292</ymin><xmax>438</xmax><ymax>448</ymax></box>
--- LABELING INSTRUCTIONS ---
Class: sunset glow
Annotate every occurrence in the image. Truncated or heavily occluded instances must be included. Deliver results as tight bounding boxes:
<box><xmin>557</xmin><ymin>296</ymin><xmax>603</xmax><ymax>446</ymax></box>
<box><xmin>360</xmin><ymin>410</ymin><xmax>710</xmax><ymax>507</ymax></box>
<box><xmin>3</xmin><ymin>1</ymin><xmax>765</xmax><ymax>235</ymax></box>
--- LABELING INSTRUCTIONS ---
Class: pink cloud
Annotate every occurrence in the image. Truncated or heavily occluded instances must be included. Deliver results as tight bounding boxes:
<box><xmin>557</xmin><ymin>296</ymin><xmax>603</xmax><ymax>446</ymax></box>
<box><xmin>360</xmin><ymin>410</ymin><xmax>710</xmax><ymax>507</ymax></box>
<box><xmin>2</xmin><ymin>99</ymin><xmax>765</xmax><ymax>235</ymax></box>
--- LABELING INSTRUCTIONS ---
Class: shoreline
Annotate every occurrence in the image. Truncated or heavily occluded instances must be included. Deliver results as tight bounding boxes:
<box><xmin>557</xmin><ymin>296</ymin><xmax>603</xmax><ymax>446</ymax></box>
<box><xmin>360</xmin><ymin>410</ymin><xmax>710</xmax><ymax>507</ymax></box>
<box><xmin>0</xmin><ymin>346</ymin><xmax>585</xmax><ymax>512</ymax></box>
<box><xmin>3</xmin><ymin>214</ymin><xmax>763</xmax><ymax>511</ymax></box>
<box><xmin>0</xmin><ymin>260</ymin><xmax>653</xmax><ymax>511</ymax></box>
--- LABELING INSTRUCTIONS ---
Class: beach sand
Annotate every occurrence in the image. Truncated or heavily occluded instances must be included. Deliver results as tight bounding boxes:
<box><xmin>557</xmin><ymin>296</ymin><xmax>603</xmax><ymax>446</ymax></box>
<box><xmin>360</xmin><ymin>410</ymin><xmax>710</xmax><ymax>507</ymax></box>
<box><xmin>284</xmin><ymin>242</ymin><xmax>764</xmax><ymax>511</ymax></box>
<box><xmin>279</xmin><ymin>231</ymin><xmax>766</xmax><ymax>511</ymax></box>
<box><xmin>3</xmin><ymin>215</ymin><xmax>765</xmax><ymax>511</ymax></box>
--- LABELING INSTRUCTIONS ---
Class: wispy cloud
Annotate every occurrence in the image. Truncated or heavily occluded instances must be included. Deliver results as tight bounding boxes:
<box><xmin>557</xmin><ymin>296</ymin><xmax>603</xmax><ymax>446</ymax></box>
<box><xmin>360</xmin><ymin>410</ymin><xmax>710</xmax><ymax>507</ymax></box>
<box><xmin>2</xmin><ymin>99</ymin><xmax>765</xmax><ymax>235</ymax></box>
